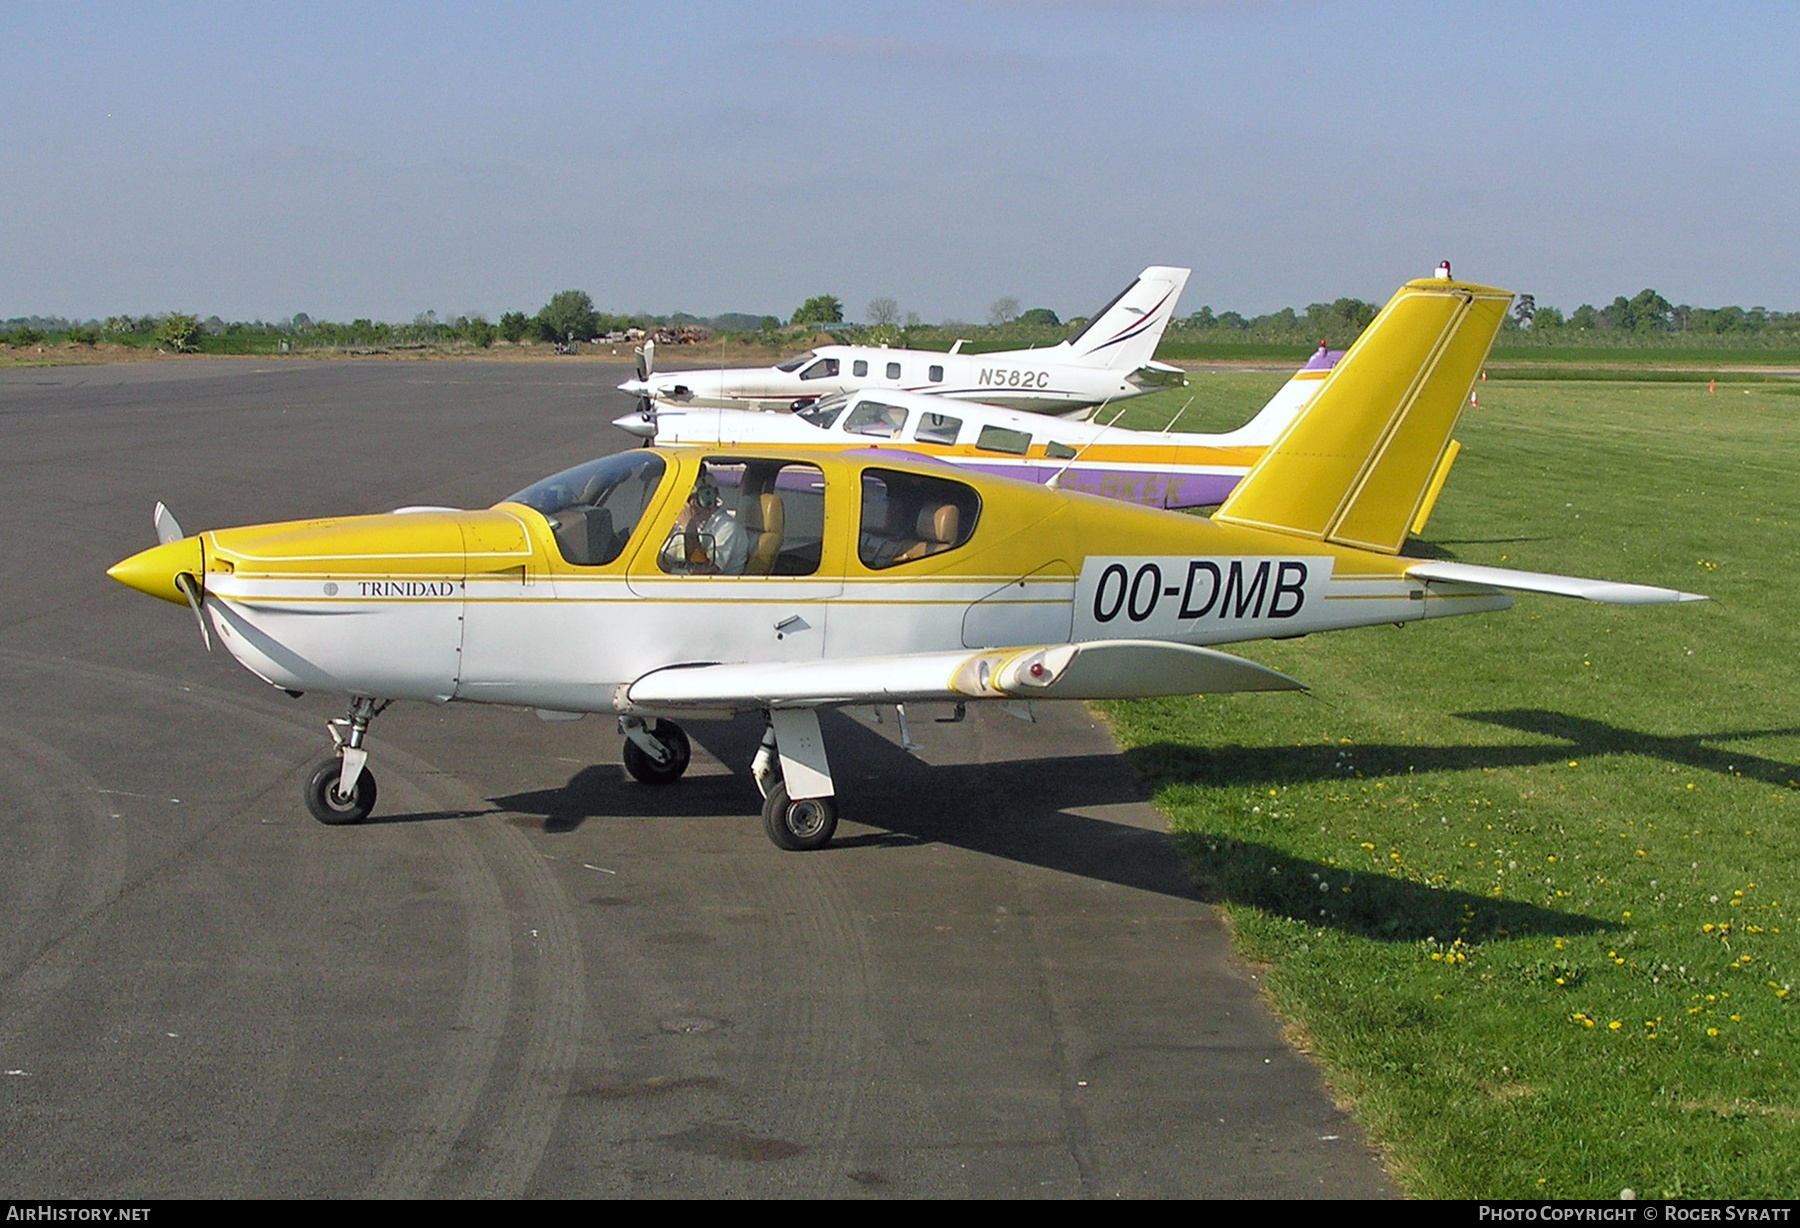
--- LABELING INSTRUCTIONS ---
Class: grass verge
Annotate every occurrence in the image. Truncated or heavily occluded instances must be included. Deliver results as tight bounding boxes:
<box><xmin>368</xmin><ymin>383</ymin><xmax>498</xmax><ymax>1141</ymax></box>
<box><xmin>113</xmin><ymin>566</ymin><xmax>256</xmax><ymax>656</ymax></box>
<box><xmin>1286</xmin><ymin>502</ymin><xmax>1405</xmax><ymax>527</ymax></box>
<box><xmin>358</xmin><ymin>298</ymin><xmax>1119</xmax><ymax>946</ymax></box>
<box><xmin>1102</xmin><ymin>376</ymin><xmax>1800</xmax><ymax>1197</ymax></box>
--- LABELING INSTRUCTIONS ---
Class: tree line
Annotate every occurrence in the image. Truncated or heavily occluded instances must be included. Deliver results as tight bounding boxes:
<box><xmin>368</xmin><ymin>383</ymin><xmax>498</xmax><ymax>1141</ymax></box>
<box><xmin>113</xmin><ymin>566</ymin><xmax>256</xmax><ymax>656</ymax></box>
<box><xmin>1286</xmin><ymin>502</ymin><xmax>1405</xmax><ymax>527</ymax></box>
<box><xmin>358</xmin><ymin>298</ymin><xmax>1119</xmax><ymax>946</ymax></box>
<box><xmin>1507</xmin><ymin>288</ymin><xmax>1798</xmax><ymax>339</ymax></box>
<box><xmin>8</xmin><ymin>286</ymin><xmax>1798</xmax><ymax>354</ymax></box>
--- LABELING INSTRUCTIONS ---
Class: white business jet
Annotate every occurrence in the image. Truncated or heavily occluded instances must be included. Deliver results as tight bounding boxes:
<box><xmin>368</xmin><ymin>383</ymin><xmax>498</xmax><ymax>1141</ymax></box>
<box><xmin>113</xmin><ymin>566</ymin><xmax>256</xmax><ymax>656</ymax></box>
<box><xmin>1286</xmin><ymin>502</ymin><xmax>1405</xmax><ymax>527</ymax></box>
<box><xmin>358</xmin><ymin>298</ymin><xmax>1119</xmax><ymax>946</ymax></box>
<box><xmin>618</xmin><ymin>266</ymin><xmax>1192</xmax><ymax>416</ymax></box>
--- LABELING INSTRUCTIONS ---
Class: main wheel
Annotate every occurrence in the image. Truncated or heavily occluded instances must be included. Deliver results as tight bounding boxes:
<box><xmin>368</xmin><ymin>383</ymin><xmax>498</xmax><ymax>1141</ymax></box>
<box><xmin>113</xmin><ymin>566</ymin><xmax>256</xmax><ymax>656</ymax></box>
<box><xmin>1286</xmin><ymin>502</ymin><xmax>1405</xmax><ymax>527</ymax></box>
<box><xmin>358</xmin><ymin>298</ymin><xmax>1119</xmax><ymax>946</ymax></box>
<box><xmin>622</xmin><ymin>719</ymin><xmax>691</xmax><ymax>785</ymax></box>
<box><xmin>760</xmin><ymin>781</ymin><xmax>838</xmax><ymax>852</ymax></box>
<box><xmin>304</xmin><ymin>758</ymin><xmax>377</xmax><ymax>825</ymax></box>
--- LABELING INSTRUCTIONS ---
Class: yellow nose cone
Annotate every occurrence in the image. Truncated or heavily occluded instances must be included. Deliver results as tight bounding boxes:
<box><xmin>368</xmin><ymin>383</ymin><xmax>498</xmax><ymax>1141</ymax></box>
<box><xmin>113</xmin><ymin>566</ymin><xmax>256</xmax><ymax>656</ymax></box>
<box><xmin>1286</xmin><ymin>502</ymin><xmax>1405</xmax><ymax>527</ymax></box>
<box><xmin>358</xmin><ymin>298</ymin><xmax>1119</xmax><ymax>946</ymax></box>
<box><xmin>108</xmin><ymin>536</ymin><xmax>204</xmax><ymax>605</ymax></box>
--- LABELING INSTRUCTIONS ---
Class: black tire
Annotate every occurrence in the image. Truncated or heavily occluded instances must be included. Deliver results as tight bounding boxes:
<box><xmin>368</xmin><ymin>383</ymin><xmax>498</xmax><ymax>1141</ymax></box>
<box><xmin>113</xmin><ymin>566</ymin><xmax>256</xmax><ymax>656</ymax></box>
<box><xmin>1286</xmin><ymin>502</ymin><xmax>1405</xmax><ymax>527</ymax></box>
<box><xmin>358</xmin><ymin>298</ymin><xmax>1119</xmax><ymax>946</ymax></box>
<box><xmin>622</xmin><ymin>719</ymin><xmax>691</xmax><ymax>785</ymax></box>
<box><xmin>760</xmin><ymin>781</ymin><xmax>838</xmax><ymax>852</ymax></box>
<box><xmin>304</xmin><ymin>758</ymin><xmax>376</xmax><ymax>825</ymax></box>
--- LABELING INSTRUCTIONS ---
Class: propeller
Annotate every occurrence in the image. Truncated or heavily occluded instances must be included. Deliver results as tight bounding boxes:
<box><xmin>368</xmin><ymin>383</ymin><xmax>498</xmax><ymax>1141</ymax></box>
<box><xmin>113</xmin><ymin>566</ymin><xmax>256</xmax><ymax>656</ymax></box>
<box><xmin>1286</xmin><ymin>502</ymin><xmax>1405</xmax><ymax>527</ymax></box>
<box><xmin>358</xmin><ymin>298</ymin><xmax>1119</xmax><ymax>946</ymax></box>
<box><xmin>614</xmin><ymin>339</ymin><xmax>694</xmax><ymax>441</ymax></box>
<box><xmin>154</xmin><ymin>501</ymin><xmax>184</xmax><ymax>545</ymax></box>
<box><xmin>618</xmin><ymin>340</ymin><xmax>660</xmax><ymax>443</ymax></box>
<box><xmin>153</xmin><ymin>502</ymin><xmax>211</xmax><ymax>651</ymax></box>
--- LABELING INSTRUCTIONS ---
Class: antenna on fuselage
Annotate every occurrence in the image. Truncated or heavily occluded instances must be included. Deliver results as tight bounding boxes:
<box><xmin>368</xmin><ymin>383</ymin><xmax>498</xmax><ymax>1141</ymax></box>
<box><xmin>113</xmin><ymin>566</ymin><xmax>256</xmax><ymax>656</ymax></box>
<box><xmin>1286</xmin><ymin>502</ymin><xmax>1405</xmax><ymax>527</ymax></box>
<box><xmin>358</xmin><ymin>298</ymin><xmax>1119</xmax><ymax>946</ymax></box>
<box><xmin>1159</xmin><ymin>395</ymin><xmax>1196</xmax><ymax>435</ymax></box>
<box><xmin>1044</xmin><ymin>395</ymin><xmax>1131</xmax><ymax>492</ymax></box>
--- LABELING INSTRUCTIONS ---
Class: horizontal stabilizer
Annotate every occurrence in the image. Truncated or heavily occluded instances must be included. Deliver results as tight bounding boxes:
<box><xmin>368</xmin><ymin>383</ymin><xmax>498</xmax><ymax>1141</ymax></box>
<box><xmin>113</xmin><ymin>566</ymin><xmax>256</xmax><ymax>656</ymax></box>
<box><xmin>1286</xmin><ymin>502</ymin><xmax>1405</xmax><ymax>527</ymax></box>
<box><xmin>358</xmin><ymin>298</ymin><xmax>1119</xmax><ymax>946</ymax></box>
<box><xmin>626</xmin><ymin>639</ymin><xmax>1300</xmax><ymax>711</ymax></box>
<box><xmin>1407</xmin><ymin>561</ymin><xmax>1707</xmax><ymax>605</ymax></box>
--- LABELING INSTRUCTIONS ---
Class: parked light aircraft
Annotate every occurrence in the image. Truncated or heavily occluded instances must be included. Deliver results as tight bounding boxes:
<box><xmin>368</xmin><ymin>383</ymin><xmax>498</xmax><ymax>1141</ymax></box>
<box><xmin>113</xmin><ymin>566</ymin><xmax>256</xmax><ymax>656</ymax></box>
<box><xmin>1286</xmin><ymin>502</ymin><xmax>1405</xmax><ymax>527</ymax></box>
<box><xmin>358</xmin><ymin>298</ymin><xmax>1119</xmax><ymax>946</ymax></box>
<box><xmin>617</xmin><ymin>266</ymin><xmax>1192</xmax><ymax>416</ymax></box>
<box><xmin>109</xmin><ymin>269</ymin><xmax>1702</xmax><ymax>851</ymax></box>
<box><xmin>614</xmin><ymin>345</ymin><xmax>1349</xmax><ymax>513</ymax></box>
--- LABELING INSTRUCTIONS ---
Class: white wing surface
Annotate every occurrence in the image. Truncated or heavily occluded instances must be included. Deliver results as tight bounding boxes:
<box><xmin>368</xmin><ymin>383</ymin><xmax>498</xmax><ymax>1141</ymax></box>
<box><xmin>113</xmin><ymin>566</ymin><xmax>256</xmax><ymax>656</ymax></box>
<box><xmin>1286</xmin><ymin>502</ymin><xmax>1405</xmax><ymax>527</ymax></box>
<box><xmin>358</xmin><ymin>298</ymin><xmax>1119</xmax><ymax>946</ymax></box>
<box><xmin>626</xmin><ymin>639</ymin><xmax>1302</xmax><ymax>711</ymax></box>
<box><xmin>1406</xmin><ymin>561</ymin><xmax>1707</xmax><ymax>605</ymax></box>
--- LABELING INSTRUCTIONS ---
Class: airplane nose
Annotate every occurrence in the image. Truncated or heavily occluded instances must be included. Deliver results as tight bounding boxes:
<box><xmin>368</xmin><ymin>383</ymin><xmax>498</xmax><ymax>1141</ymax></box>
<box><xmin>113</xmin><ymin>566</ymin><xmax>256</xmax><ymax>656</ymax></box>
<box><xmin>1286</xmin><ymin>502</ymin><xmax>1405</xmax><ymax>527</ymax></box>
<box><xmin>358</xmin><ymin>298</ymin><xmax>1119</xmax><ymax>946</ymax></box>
<box><xmin>108</xmin><ymin>535</ymin><xmax>204</xmax><ymax>606</ymax></box>
<box><xmin>618</xmin><ymin>378</ymin><xmax>648</xmax><ymax>395</ymax></box>
<box><xmin>612</xmin><ymin>412</ymin><xmax>656</xmax><ymax>439</ymax></box>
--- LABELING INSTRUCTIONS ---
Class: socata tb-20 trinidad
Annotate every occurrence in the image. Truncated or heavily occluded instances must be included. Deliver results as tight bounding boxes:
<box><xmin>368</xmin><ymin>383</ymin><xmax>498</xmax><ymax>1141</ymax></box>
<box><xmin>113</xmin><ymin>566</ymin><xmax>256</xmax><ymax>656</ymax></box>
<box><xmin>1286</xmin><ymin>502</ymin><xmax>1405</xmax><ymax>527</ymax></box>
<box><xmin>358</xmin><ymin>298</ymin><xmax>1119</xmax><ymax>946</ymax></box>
<box><xmin>617</xmin><ymin>266</ymin><xmax>1192</xmax><ymax>416</ymax></box>
<box><xmin>614</xmin><ymin>344</ymin><xmax>1351</xmax><ymax>513</ymax></box>
<box><xmin>109</xmin><ymin>267</ymin><xmax>1702</xmax><ymax>851</ymax></box>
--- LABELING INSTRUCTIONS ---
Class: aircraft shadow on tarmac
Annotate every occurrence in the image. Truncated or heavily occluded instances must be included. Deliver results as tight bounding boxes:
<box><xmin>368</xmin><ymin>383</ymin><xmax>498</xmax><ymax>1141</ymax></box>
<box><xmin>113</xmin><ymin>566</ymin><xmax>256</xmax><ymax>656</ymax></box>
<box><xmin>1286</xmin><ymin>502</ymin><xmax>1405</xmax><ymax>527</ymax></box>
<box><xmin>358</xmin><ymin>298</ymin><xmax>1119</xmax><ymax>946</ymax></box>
<box><xmin>485</xmin><ymin>710</ymin><xmax>1207</xmax><ymax>901</ymax></box>
<box><xmin>392</xmin><ymin>705</ymin><xmax>1790</xmax><ymax>946</ymax></box>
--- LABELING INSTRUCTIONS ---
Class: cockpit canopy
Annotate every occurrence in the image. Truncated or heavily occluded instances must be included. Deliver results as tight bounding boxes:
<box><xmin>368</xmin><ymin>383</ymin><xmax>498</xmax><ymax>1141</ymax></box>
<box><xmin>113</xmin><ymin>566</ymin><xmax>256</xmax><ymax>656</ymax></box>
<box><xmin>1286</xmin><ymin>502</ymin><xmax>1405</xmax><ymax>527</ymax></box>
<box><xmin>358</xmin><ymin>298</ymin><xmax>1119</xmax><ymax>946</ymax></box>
<box><xmin>504</xmin><ymin>451</ymin><xmax>667</xmax><ymax>567</ymax></box>
<box><xmin>506</xmin><ymin>447</ymin><xmax>986</xmax><ymax>575</ymax></box>
<box><xmin>796</xmin><ymin>392</ymin><xmax>851</xmax><ymax>429</ymax></box>
<box><xmin>773</xmin><ymin>350</ymin><xmax>840</xmax><ymax>381</ymax></box>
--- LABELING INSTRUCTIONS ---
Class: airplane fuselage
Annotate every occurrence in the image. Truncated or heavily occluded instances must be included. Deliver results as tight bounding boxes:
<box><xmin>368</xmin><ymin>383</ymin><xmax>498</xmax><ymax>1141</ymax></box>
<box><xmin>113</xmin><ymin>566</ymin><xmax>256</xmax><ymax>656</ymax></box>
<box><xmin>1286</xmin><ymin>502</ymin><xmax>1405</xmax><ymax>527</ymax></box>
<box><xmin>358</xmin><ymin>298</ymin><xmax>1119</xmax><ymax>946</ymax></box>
<box><xmin>627</xmin><ymin>343</ymin><xmax>1184</xmax><ymax>415</ymax></box>
<box><xmin>149</xmin><ymin>447</ymin><xmax>1508</xmax><ymax>716</ymax></box>
<box><xmin>629</xmin><ymin>392</ymin><xmax>1287</xmax><ymax>510</ymax></box>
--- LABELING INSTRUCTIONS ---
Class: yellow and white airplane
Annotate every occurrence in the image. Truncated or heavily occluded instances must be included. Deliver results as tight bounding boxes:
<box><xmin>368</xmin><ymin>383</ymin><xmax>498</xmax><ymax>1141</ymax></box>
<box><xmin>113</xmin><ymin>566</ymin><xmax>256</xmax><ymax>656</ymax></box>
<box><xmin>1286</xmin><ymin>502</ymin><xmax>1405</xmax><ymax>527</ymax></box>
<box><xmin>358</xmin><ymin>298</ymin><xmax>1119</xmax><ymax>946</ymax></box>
<box><xmin>109</xmin><ymin>270</ymin><xmax>1703</xmax><ymax>851</ymax></box>
<box><xmin>618</xmin><ymin>266</ymin><xmax>1192</xmax><ymax>416</ymax></box>
<box><xmin>615</xmin><ymin>345</ymin><xmax>1345</xmax><ymax>511</ymax></box>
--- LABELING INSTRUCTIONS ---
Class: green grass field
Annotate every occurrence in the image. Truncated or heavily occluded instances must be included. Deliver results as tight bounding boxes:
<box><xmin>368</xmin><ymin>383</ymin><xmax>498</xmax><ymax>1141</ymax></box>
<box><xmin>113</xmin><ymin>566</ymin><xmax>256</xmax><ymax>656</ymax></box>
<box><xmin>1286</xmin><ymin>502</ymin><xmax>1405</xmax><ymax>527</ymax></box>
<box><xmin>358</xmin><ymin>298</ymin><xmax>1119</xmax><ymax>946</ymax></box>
<box><xmin>1099</xmin><ymin>375</ymin><xmax>1800</xmax><ymax>1197</ymax></box>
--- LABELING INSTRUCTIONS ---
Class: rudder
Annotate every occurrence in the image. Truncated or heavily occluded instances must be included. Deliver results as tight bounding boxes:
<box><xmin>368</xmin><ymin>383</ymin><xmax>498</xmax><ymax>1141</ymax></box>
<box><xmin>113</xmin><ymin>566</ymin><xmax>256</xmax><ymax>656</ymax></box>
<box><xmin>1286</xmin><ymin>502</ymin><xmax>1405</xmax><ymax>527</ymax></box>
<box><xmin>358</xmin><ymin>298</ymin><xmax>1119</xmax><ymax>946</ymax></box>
<box><xmin>1212</xmin><ymin>277</ymin><xmax>1511</xmax><ymax>554</ymax></box>
<box><xmin>1064</xmin><ymin>266</ymin><xmax>1191</xmax><ymax>370</ymax></box>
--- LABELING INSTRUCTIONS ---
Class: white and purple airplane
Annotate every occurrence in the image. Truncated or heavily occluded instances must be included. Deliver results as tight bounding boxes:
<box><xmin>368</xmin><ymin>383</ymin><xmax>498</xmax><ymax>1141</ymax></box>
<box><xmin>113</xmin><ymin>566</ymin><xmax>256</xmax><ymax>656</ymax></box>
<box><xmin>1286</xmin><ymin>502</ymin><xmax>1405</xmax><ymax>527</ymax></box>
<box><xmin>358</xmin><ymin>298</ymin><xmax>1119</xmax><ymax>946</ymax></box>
<box><xmin>617</xmin><ymin>345</ymin><xmax>1350</xmax><ymax>513</ymax></box>
<box><xmin>619</xmin><ymin>266</ymin><xmax>1192</xmax><ymax>417</ymax></box>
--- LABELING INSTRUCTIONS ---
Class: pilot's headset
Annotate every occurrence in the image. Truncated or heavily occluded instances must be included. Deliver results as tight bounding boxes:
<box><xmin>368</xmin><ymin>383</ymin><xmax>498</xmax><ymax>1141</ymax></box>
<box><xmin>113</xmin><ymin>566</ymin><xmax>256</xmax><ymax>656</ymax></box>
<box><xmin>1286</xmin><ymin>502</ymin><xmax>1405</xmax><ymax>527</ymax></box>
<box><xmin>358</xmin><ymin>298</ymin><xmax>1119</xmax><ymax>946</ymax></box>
<box><xmin>690</xmin><ymin>471</ymin><xmax>722</xmax><ymax>513</ymax></box>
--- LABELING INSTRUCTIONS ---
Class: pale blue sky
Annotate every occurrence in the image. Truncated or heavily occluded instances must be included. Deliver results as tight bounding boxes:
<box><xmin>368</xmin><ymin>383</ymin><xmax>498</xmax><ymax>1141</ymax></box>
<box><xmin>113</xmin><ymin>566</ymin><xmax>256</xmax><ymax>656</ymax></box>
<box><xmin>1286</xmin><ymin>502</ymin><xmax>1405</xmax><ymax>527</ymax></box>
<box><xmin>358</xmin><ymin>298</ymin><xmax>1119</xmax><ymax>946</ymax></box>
<box><xmin>4</xmin><ymin>1</ymin><xmax>1794</xmax><ymax>322</ymax></box>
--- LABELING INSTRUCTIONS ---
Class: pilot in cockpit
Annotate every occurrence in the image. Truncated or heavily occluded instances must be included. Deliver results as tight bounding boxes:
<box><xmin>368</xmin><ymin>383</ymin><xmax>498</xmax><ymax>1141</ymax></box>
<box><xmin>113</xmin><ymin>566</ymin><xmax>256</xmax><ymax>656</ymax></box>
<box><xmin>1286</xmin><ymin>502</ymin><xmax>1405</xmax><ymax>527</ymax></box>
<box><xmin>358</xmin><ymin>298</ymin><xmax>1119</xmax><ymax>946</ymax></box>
<box><xmin>659</xmin><ymin>469</ymin><xmax>748</xmax><ymax>575</ymax></box>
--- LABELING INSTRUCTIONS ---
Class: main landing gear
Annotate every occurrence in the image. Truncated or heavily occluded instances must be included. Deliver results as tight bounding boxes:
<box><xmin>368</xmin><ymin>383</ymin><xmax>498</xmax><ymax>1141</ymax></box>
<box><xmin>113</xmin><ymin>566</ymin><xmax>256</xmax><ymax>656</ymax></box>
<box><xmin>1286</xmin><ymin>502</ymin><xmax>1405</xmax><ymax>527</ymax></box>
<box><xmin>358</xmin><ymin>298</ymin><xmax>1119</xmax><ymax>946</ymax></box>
<box><xmin>618</xmin><ymin>709</ymin><xmax>842</xmax><ymax>852</ymax></box>
<box><xmin>758</xmin><ymin>781</ymin><xmax>838</xmax><ymax>852</ymax></box>
<box><xmin>619</xmin><ymin>716</ymin><xmax>692</xmax><ymax>785</ymax></box>
<box><xmin>304</xmin><ymin>696</ymin><xmax>389</xmax><ymax>825</ymax></box>
<box><xmin>750</xmin><ymin>710</ymin><xmax>838</xmax><ymax>852</ymax></box>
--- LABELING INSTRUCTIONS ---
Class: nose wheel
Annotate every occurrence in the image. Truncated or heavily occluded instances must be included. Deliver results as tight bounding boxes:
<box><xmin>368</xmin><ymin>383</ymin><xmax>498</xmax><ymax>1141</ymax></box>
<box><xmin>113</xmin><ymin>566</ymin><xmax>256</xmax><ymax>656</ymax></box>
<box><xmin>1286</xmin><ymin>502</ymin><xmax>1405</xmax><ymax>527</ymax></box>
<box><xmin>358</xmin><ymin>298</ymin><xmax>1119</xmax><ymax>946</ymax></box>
<box><xmin>304</xmin><ymin>696</ymin><xmax>389</xmax><ymax>826</ymax></box>
<box><xmin>305</xmin><ymin>757</ymin><xmax>377</xmax><ymax>824</ymax></box>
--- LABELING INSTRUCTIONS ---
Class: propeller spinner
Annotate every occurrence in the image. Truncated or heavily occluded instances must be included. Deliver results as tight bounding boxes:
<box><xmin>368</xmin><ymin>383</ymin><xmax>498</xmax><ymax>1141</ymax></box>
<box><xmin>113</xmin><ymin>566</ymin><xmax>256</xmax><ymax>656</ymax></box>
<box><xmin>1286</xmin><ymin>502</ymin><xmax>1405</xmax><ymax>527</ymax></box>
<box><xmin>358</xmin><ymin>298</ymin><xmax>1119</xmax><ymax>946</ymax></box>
<box><xmin>109</xmin><ymin>504</ymin><xmax>211</xmax><ymax>650</ymax></box>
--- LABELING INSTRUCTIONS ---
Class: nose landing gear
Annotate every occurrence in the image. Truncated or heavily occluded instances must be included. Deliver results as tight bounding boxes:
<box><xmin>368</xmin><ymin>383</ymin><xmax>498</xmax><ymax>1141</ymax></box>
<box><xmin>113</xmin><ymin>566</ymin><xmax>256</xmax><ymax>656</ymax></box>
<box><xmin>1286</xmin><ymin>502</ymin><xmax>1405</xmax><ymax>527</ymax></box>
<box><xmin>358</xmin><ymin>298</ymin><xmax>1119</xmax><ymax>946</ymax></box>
<box><xmin>303</xmin><ymin>696</ymin><xmax>389</xmax><ymax>825</ymax></box>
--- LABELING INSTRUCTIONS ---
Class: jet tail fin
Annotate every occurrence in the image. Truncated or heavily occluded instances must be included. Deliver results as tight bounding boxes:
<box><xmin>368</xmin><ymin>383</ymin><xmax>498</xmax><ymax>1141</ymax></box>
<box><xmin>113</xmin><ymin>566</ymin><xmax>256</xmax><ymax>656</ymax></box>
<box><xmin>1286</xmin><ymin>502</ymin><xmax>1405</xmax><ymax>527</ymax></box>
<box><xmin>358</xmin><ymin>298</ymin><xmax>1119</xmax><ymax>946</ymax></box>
<box><xmin>1213</xmin><ymin>275</ymin><xmax>1512</xmax><ymax>555</ymax></box>
<box><xmin>1063</xmin><ymin>266</ymin><xmax>1191</xmax><ymax>370</ymax></box>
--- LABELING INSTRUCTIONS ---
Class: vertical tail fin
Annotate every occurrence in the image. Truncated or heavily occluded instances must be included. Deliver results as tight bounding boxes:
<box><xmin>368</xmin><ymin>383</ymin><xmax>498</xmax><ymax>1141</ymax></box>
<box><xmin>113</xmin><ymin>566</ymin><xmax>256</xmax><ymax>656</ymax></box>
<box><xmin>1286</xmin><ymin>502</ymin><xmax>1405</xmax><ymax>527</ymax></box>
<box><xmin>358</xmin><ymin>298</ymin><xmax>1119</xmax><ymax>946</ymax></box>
<box><xmin>1212</xmin><ymin>276</ymin><xmax>1511</xmax><ymax>554</ymax></box>
<box><xmin>1214</xmin><ymin>345</ymin><xmax>1343</xmax><ymax>447</ymax></box>
<box><xmin>1063</xmin><ymin>266</ymin><xmax>1191</xmax><ymax>369</ymax></box>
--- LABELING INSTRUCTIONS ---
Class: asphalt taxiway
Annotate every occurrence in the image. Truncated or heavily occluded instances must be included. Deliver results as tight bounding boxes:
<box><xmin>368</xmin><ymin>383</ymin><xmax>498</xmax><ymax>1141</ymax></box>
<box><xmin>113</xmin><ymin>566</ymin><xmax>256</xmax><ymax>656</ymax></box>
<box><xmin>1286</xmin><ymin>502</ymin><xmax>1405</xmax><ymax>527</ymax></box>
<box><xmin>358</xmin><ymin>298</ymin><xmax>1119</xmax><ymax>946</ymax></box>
<box><xmin>0</xmin><ymin>358</ymin><xmax>1392</xmax><ymax>1197</ymax></box>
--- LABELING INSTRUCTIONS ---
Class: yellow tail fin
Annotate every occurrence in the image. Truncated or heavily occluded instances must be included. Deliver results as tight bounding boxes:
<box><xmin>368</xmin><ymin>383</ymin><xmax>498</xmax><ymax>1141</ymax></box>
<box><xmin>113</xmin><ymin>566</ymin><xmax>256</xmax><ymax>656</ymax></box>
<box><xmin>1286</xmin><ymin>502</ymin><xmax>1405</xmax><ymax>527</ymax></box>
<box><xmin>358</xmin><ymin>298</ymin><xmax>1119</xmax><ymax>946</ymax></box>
<box><xmin>1213</xmin><ymin>277</ymin><xmax>1512</xmax><ymax>554</ymax></box>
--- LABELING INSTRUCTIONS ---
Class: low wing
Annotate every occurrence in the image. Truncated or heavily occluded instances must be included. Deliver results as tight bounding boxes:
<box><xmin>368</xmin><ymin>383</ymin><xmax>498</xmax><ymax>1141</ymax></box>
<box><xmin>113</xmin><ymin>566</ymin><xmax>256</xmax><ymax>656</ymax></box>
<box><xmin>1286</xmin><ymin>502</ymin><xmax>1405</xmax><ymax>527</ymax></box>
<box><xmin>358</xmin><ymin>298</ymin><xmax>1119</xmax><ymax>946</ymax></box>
<box><xmin>1406</xmin><ymin>561</ymin><xmax>1707</xmax><ymax>606</ymax></box>
<box><xmin>626</xmin><ymin>639</ymin><xmax>1303</xmax><ymax>711</ymax></box>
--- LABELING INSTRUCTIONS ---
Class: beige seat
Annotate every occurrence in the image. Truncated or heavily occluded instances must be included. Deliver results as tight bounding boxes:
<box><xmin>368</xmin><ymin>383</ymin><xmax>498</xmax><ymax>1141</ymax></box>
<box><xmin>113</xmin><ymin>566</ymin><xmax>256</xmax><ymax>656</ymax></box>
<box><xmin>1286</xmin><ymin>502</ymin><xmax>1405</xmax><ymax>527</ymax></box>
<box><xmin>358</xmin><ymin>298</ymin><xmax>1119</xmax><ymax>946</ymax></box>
<box><xmin>893</xmin><ymin>504</ymin><xmax>958</xmax><ymax>563</ymax></box>
<box><xmin>742</xmin><ymin>492</ymin><xmax>785</xmax><ymax>575</ymax></box>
